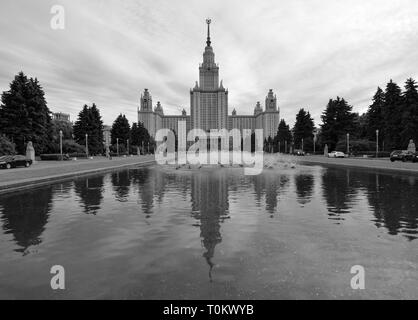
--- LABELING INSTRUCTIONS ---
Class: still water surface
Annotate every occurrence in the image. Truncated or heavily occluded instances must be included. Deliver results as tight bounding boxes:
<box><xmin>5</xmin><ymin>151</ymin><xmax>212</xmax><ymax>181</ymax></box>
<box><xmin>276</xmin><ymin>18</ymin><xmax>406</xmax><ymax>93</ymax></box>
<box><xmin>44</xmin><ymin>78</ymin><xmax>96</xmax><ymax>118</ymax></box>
<box><xmin>0</xmin><ymin>165</ymin><xmax>417</xmax><ymax>299</ymax></box>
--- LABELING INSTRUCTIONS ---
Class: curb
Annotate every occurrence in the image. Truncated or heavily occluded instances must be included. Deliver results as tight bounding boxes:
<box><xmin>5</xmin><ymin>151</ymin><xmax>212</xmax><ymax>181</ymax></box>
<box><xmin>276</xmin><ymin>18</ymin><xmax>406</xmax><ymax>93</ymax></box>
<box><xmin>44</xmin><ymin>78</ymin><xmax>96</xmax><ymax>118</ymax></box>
<box><xmin>0</xmin><ymin>159</ymin><xmax>156</xmax><ymax>195</ymax></box>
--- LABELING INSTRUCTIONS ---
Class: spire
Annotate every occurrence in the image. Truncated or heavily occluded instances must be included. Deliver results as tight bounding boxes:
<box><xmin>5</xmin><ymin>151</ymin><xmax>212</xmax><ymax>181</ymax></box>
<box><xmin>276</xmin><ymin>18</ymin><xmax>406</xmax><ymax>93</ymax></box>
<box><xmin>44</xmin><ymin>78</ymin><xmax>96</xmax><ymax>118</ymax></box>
<box><xmin>202</xmin><ymin>18</ymin><xmax>215</xmax><ymax>66</ymax></box>
<box><xmin>206</xmin><ymin>18</ymin><xmax>211</xmax><ymax>47</ymax></box>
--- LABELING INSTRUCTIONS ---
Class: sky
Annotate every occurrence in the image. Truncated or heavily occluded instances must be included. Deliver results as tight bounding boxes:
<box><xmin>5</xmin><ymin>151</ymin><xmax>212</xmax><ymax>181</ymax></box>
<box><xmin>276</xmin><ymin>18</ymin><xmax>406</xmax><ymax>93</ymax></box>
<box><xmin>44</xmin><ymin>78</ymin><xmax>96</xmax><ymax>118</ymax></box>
<box><xmin>1</xmin><ymin>0</ymin><xmax>418</xmax><ymax>127</ymax></box>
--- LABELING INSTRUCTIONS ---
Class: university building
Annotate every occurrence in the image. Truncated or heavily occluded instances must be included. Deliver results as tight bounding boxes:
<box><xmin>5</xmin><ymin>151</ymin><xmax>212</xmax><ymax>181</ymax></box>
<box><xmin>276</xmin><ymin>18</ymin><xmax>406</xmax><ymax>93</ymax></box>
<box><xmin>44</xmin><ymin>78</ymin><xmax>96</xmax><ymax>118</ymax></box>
<box><xmin>138</xmin><ymin>19</ymin><xmax>280</xmax><ymax>141</ymax></box>
<box><xmin>52</xmin><ymin>112</ymin><xmax>71</xmax><ymax>123</ymax></box>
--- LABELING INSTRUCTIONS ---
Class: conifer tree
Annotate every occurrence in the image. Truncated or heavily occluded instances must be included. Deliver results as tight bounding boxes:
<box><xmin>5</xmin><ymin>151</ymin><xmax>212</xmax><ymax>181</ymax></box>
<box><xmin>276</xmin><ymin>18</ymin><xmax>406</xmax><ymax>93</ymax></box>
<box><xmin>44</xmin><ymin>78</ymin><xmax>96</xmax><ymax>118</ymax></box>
<box><xmin>366</xmin><ymin>87</ymin><xmax>385</xmax><ymax>141</ymax></box>
<box><xmin>0</xmin><ymin>72</ymin><xmax>52</xmax><ymax>154</ymax></box>
<box><xmin>383</xmin><ymin>80</ymin><xmax>403</xmax><ymax>149</ymax></box>
<box><xmin>401</xmin><ymin>78</ymin><xmax>418</xmax><ymax>145</ymax></box>
<box><xmin>274</xmin><ymin>119</ymin><xmax>292</xmax><ymax>152</ymax></box>
<box><xmin>111</xmin><ymin>114</ymin><xmax>131</xmax><ymax>146</ymax></box>
<box><xmin>130</xmin><ymin>122</ymin><xmax>141</xmax><ymax>146</ymax></box>
<box><xmin>293</xmin><ymin>108</ymin><xmax>315</xmax><ymax>150</ymax></box>
<box><xmin>320</xmin><ymin>97</ymin><xmax>355</xmax><ymax>150</ymax></box>
<box><xmin>73</xmin><ymin>103</ymin><xmax>104</xmax><ymax>155</ymax></box>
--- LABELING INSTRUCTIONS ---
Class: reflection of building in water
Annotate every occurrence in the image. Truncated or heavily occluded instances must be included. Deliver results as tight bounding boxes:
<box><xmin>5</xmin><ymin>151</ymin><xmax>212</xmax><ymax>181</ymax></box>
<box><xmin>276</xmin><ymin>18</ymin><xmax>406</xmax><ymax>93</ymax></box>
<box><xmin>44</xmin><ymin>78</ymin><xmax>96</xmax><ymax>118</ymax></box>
<box><xmin>74</xmin><ymin>176</ymin><xmax>104</xmax><ymax>215</ymax></box>
<box><xmin>132</xmin><ymin>168</ymin><xmax>192</xmax><ymax>218</ymax></box>
<box><xmin>0</xmin><ymin>187</ymin><xmax>53</xmax><ymax>254</ymax></box>
<box><xmin>294</xmin><ymin>174</ymin><xmax>315</xmax><ymax>205</ymax></box>
<box><xmin>252</xmin><ymin>173</ymin><xmax>289</xmax><ymax>217</ymax></box>
<box><xmin>191</xmin><ymin>172</ymin><xmax>229</xmax><ymax>280</ymax></box>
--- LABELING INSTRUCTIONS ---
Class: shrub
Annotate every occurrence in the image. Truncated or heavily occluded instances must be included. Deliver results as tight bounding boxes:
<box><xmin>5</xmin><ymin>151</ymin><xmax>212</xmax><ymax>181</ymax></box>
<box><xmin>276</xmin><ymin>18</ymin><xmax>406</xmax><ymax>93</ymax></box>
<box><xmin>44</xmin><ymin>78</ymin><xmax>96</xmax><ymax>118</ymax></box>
<box><xmin>110</xmin><ymin>144</ymin><xmax>127</xmax><ymax>155</ymax></box>
<box><xmin>335</xmin><ymin>139</ymin><xmax>375</xmax><ymax>153</ymax></box>
<box><xmin>40</xmin><ymin>154</ymin><xmax>69</xmax><ymax>161</ymax></box>
<box><xmin>62</xmin><ymin>140</ymin><xmax>85</xmax><ymax>154</ymax></box>
<box><xmin>68</xmin><ymin>153</ymin><xmax>88</xmax><ymax>158</ymax></box>
<box><xmin>0</xmin><ymin>135</ymin><xmax>16</xmax><ymax>156</ymax></box>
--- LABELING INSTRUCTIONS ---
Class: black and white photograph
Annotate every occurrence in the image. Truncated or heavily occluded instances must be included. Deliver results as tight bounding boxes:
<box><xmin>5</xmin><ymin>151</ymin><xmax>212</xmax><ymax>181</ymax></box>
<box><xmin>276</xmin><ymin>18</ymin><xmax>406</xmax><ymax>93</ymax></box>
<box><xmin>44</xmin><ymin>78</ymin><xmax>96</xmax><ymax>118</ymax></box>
<box><xmin>0</xmin><ymin>0</ymin><xmax>418</xmax><ymax>311</ymax></box>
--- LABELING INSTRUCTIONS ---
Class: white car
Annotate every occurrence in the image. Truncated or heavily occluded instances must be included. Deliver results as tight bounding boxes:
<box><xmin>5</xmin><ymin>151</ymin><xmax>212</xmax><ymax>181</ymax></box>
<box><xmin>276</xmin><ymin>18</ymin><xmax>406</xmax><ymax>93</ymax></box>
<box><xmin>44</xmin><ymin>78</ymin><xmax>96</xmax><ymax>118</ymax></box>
<box><xmin>328</xmin><ymin>151</ymin><xmax>345</xmax><ymax>158</ymax></box>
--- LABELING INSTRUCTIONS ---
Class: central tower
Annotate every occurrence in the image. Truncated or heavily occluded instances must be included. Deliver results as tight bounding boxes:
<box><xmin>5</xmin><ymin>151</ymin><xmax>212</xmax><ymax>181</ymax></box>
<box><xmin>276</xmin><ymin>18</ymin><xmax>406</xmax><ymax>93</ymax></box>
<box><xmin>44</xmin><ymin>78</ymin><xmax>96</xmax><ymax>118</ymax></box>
<box><xmin>190</xmin><ymin>19</ymin><xmax>228</xmax><ymax>131</ymax></box>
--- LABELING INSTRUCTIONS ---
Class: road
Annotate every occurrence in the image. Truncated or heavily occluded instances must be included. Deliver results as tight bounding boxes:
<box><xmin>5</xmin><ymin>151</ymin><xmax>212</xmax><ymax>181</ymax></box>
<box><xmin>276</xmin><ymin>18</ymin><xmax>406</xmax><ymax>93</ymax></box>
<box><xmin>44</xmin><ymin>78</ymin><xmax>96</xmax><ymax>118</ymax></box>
<box><xmin>298</xmin><ymin>155</ymin><xmax>418</xmax><ymax>174</ymax></box>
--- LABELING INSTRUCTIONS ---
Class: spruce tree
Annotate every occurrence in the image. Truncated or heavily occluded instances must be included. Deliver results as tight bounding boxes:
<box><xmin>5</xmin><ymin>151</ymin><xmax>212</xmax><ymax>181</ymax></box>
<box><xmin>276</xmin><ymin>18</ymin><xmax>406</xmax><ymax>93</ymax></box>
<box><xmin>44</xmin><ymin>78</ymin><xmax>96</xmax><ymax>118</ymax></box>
<box><xmin>131</xmin><ymin>121</ymin><xmax>153</xmax><ymax>152</ymax></box>
<box><xmin>293</xmin><ymin>108</ymin><xmax>315</xmax><ymax>150</ymax></box>
<box><xmin>320</xmin><ymin>97</ymin><xmax>355</xmax><ymax>150</ymax></box>
<box><xmin>0</xmin><ymin>135</ymin><xmax>16</xmax><ymax>156</ymax></box>
<box><xmin>73</xmin><ymin>103</ymin><xmax>104</xmax><ymax>155</ymax></box>
<box><xmin>138</xmin><ymin>122</ymin><xmax>151</xmax><ymax>146</ymax></box>
<box><xmin>89</xmin><ymin>104</ymin><xmax>104</xmax><ymax>154</ymax></box>
<box><xmin>274</xmin><ymin>119</ymin><xmax>292</xmax><ymax>152</ymax></box>
<box><xmin>401</xmin><ymin>78</ymin><xmax>418</xmax><ymax>146</ymax></box>
<box><xmin>321</xmin><ymin>99</ymin><xmax>339</xmax><ymax>150</ymax></box>
<box><xmin>111</xmin><ymin>114</ymin><xmax>131</xmax><ymax>146</ymax></box>
<box><xmin>73</xmin><ymin>105</ymin><xmax>88</xmax><ymax>144</ymax></box>
<box><xmin>0</xmin><ymin>72</ymin><xmax>52</xmax><ymax>154</ymax></box>
<box><xmin>383</xmin><ymin>80</ymin><xmax>403</xmax><ymax>150</ymax></box>
<box><xmin>366</xmin><ymin>87</ymin><xmax>385</xmax><ymax>141</ymax></box>
<box><xmin>353</xmin><ymin>113</ymin><xmax>368</xmax><ymax>140</ymax></box>
<box><xmin>130</xmin><ymin>122</ymin><xmax>140</xmax><ymax>146</ymax></box>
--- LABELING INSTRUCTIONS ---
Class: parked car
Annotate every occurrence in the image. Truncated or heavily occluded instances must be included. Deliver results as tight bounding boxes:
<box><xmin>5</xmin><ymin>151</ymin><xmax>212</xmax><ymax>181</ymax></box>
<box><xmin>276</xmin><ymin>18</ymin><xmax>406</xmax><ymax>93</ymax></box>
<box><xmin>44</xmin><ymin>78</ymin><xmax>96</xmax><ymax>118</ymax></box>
<box><xmin>412</xmin><ymin>153</ymin><xmax>418</xmax><ymax>163</ymax></box>
<box><xmin>328</xmin><ymin>151</ymin><xmax>345</xmax><ymax>158</ymax></box>
<box><xmin>390</xmin><ymin>150</ymin><xmax>415</xmax><ymax>162</ymax></box>
<box><xmin>292</xmin><ymin>149</ymin><xmax>305</xmax><ymax>156</ymax></box>
<box><xmin>0</xmin><ymin>155</ymin><xmax>33</xmax><ymax>169</ymax></box>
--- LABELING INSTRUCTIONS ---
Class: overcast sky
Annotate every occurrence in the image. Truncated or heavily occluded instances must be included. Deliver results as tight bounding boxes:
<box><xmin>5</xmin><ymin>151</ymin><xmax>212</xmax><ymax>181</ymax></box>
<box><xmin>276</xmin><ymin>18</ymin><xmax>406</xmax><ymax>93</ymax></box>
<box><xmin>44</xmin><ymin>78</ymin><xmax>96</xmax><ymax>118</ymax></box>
<box><xmin>1</xmin><ymin>0</ymin><xmax>418</xmax><ymax>127</ymax></box>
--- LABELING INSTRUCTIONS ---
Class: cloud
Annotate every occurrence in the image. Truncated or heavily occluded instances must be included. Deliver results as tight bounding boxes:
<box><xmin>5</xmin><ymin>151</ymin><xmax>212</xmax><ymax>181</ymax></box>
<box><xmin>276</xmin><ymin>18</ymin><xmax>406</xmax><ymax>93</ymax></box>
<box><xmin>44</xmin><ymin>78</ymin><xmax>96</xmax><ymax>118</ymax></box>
<box><xmin>0</xmin><ymin>0</ymin><xmax>418</xmax><ymax>128</ymax></box>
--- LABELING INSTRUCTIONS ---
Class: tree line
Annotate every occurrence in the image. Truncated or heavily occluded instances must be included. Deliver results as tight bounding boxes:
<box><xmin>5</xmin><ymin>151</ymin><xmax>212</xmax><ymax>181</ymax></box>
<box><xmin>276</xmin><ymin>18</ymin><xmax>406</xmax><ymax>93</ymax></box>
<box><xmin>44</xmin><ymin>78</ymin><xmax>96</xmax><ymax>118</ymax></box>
<box><xmin>1</xmin><ymin>72</ymin><xmax>417</xmax><ymax>156</ymax></box>
<box><xmin>268</xmin><ymin>78</ymin><xmax>418</xmax><ymax>154</ymax></box>
<box><xmin>0</xmin><ymin>72</ymin><xmax>153</xmax><ymax>156</ymax></box>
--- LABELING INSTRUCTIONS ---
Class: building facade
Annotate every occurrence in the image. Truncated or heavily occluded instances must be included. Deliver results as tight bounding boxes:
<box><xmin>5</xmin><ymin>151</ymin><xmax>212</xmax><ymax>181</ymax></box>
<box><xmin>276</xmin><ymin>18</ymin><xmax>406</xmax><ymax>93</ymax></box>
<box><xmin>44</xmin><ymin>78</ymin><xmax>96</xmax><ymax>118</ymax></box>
<box><xmin>52</xmin><ymin>112</ymin><xmax>71</xmax><ymax>122</ymax></box>
<box><xmin>138</xmin><ymin>19</ymin><xmax>280</xmax><ymax>141</ymax></box>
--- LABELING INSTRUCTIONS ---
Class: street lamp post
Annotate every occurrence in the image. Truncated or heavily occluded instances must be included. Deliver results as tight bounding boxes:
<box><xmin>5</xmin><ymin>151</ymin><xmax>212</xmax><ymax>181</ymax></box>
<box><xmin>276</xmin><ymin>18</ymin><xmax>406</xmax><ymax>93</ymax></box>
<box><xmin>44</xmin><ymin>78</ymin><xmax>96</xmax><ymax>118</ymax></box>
<box><xmin>376</xmin><ymin>129</ymin><xmax>379</xmax><ymax>158</ymax></box>
<box><xmin>116</xmin><ymin>138</ymin><xmax>119</xmax><ymax>157</ymax></box>
<box><xmin>279</xmin><ymin>141</ymin><xmax>281</xmax><ymax>153</ymax></box>
<box><xmin>346</xmin><ymin>133</ymin><xmax>350</xmax><ymax>156</ymax></box>
<box><xmin>127</xmin><ymin>139</ymin><xmax>129</xmax><ymax>155</ymax></box>
<box><xmin>285</xmin><ymin>140</ymin><xmax>287</xmax><ymax>154</ymax></box>
<box><xmin>301</xmin><ymin>138</ymin><xmax>304</xmax><ymax>152</ymax></box>
<box><xmin>85</xmin><ymin>133</ymin><xmax>89</xmax><ymax>158</ymax></box>
<box><xmin>59</xmin><ymin>130</ymin><xmax>63</xmax><ymax>160</ymax></box>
